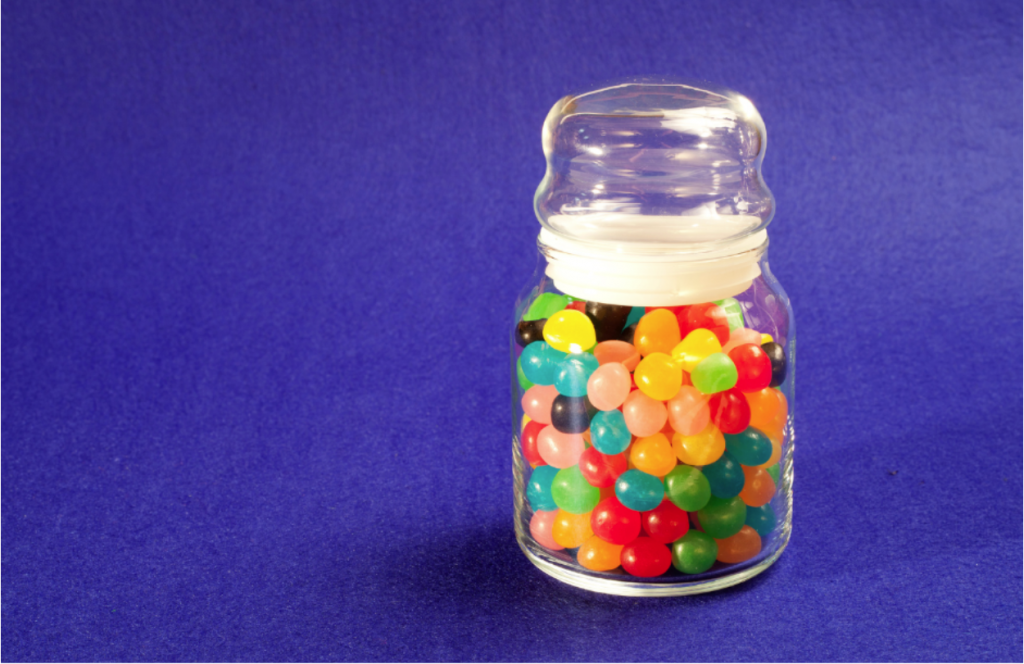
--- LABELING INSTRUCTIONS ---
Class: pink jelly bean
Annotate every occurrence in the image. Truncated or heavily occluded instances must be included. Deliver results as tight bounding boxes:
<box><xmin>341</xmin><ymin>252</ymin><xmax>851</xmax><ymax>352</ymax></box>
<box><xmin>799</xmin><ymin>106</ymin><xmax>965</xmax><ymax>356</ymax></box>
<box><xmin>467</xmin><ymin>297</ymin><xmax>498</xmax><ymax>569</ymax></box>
<box><xmin>722</xmin><ymin>327</ymin><xmax>762</xmax><ymax>355</ymax></box>
<box><xmin>521</xmin><ymin>384</ymin><xmax>558</xmax><ymax>424</ymax></box>
<box><xmin>537</xmin><ymin>427</ymin><xmax>586</xmax><ymax>469</ymax></box>
<box><xmin>621</xmin><ymin>390</ymin><xmax>668</xmax><ymax>437</ymax></box>
<box><xmin>666</xmin><ymin>386</ymin><xmax>711</xmax><ymax>436</ymax></box>
<box><xmin>593</xmin><ymin>340</ymin><xmax>641</xmax><ymax>372</ymax></box>
<box><xmin>530</xmin><ymin>510</ymin><xmax>564</xmax><ymax>550</ymax></box>
<box><xmin>586</xmin><ymin>362</ymin><xmax>631</xmax><ymax>411</ymax></box>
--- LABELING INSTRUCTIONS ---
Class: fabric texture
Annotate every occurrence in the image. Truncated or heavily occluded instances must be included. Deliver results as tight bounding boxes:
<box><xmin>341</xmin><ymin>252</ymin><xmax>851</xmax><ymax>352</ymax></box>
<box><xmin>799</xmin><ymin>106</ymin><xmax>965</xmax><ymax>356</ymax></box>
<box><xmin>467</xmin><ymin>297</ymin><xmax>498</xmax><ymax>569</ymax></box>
<box><xmin>2</xmin><ymin>0</ymin><xmax>1021</xmax><ymax>660</ymax></box>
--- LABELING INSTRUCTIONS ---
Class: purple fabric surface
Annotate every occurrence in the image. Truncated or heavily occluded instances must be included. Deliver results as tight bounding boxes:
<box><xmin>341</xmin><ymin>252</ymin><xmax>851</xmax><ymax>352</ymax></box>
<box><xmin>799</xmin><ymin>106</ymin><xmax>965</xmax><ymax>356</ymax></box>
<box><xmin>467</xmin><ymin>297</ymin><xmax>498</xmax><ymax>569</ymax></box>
<box><xmin>2</xmin><ymin>0</ymin><xmax>1021</xmax><ymax>660</ymax></box>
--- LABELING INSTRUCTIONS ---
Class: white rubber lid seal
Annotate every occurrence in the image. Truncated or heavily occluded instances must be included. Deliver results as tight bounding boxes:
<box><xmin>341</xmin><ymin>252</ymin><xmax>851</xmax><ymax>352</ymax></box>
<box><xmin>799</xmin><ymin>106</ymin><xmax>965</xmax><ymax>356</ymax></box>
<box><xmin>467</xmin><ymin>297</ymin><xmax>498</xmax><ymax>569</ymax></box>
<box><xmin>539</xmin><ymin>228</ymin><xmax>767</xmax><ymax>307</ymax></box>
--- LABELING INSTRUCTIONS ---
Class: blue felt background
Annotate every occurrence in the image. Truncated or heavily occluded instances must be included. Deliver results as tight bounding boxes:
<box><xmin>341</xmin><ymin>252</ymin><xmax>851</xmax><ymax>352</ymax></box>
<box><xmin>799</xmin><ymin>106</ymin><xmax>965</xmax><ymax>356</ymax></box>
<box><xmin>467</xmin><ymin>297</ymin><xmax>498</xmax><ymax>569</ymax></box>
<box><xmin>3</xmin><ymin>0</ymin><xmax>1021</xmax><ymax>661</ymax></box>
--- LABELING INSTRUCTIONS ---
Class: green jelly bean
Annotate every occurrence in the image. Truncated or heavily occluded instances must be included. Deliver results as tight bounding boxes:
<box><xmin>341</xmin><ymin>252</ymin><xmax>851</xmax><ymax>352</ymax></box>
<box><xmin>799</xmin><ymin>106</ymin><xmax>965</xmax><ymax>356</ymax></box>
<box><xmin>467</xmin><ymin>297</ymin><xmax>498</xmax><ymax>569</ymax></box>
<box><xmin>671</xmin><ymin>530</ymin><xmax>718</xmax><ymax>574</ymax></box>
<box><xmin>714</xmin><ymin>298</ymin><xmax>745</xmax><ymax>331</ymax></box>
<box><xmin>765</xmin><ymin>463</ymin><xmax>781</xmax><ymax>484</ymax></box>
<box><xmin>525</xmin><ymin>293</ymin><xmax>570</xmax><ymax>321</ymax></box>
<box><xmin>691</xmin><ymin>353</ymin><xmax>738</xmax><ymax>394</ymax></box>
<box><xmin>516</xmin><ymin>356</ymin><xmax>535</xmax><ymax>391</ymax></box>
<box><xmin>551</xmin><ymin>465</ymin><xmax>601</xmax><ymax>514</ymax></box>
<box><xmin>664</xmin><ymin>465</ymin><xmax>711</xmax><ymax>512</ymax></box>
<box><xmin>697</xmin><ymin>495</ymin><xmax>747</xmax><ymax>539</ymax></box>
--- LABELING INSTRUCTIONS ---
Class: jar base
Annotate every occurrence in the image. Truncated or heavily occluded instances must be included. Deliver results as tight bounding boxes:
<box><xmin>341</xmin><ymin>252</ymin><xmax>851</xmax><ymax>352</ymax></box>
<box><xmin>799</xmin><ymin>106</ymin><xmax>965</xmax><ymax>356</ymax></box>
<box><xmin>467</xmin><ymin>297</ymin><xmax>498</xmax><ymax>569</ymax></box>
<box><xmin>516</xmin><ymin>532</ymin><xmax>790</xmax><ymax>597</ymax></box>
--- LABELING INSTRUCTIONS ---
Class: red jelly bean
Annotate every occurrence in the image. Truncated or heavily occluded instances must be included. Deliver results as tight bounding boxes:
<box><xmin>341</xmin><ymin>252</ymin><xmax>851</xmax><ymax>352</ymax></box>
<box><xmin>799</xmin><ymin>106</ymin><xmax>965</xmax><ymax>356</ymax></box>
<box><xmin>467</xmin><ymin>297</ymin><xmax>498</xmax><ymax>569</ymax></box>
<box><xmin>579</xmin><ymin>447</ymin><xmax>628</xmax><ymax>488</ymax></box>
<box><xmin>621</xmin><ymin>536</ymin><xmax>673</xmax><ymax>577</ymax></box>
<box><xmin>645</xmin><ymin>305</ymin><xmax>687</xmax><ymax>316</ymax></box>
<box><xmin>678</xmin><ymin>303</ymin><xmax>730</xmax><ymax>346</ymax></box>
<box><xmin>522</xmin><ymin>421</ymin><xmax>547</xmax><ymax>467</ymax></box>
<box><xmin>642</xmin><ymin>499</ymin><xmax>691</xmax><ymax>544</ymax></box>
<box><xmin>591</xmin><ymin>496</ymin><xmax>642</xmax><ymax>545</ymax></box>
<box><xmin>566</xmin><ymin>301</ymin><xmax>587</xmax><ymax>314</ymax></box>
<box><xmin>728</xmin><ymin>344</ymin><xmax>772</xmax><ymax>392</ymax></box>
<box><xmin>708</xmin><ymin>388</ymin><xmax>751</xmax><ymax>434</ymax></box>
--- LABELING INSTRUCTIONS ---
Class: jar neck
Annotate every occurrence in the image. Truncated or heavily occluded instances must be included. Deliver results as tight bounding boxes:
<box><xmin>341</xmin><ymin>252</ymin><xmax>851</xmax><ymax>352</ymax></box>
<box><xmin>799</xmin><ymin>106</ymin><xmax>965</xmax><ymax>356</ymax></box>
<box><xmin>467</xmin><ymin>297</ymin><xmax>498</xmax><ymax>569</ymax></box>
<box><xmin>537</xmin><ymin>228</ymin><xmax>768</xmax><ymax>307</ymax></box>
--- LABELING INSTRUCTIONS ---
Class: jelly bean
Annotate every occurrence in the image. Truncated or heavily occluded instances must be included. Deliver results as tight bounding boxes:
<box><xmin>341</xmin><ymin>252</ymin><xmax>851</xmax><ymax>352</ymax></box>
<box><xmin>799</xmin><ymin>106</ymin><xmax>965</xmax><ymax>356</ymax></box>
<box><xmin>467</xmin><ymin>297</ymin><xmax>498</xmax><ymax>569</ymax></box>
<box><xmin>590</xmin><ymin>410</ymin><xmax>632</xmax><ymax>455</ymax></box>
<box><xmin>526</xmin><ymin>465</ymin><xmax>559</xmax><ymax>511</ymax></box>
<box><xmin>515</xmin><ymin>318</ymin><xmax>547</xmax><ymax>347</ymax></box>
<box><xmin>525</xmin><ymin>292</ymin><xmax>569</xmax><ymax>321</ymax></box>
<box><xmin>634</xmin><ymin>352</ymin><xmax>683</xmax><ymax>401</ymax></box>
<box><xmin>663</xmin><ymin>465</ymin><xmax>712</xmax><ymax>512</ymax></box>
<box><xmin>721</xmin><ymin>327</ymin><xmax>763</xmax><ymax>355</ymax></box>
<box><xmin>708</xmin><ymin>388</ymin><xmax>751</xmax><ymax>434</ymax></box>
<box><xmin>666</xmin><ymin>386</ymin><xmax>711</xmax><ymax>436</ymax></box>
<box><xmin>645</xmin><ymin>305</ymin><xmax>687</xmax><ymax>315</ymax></box>
<box><xmin>671</xmin><ymin>530</ymin><xmax>718</xmax><ymax>574</ymax></box>
<box><xmin>765</xmin><ymin>463</ymin><xmax>781</xmax><ymax>484</ymax></box>
<box><xmin>590</xmin><ymin>496</ymin><xmax>642</xmax><ymax>545</ymax></box>
<box><xmin>625</xmin><ymin>306</ymin><xmax>645</xmax><ymax>327</ymax></box>
<box><xmin>552</xmin><ymin>509</ymin><xmax>594</xmax><ymax>548</ymax></box>
<box><xmin>550</xmin><ymin>394</ymin><xmax>591</xmax><ymax>434</ymax></box>
<box><xmin>728</xmin><ymin>344</ymin><xmax>772</xmax><ymax>392</ymax></box>
<box><xmin>634</xmin><ymin>308</ymin><xmax>681</xmax><ymax>357</ymax></box>
<box><xmin>744</xmin><ymin>504</ymin><xmax>776</xmax><ymax>537</ymax></box>
<box><xmin>756</xmin><ymin>435</ymin><xmax>783</xmax><ymax>469</ymax></box>
<box><xmin>520</xmin><ymin>341</ymin><xmax>563</xmax><ymax>386</ymax></box>
<box><xmin>678</xmin><ymin>303</ymin><xmax>730</xmax><ymax>346</ymax></box>
<box><xmin>761</xmin><ymin>341</ymin><xmax>787</xmax><ymax>387</ymax></box>
<box><xmin>586</xmin><ymin>362</ymin><xmax>631</xmax><ymax>410</ymax></box>
<box><xmin>621</xmin><ymin>391</ymin><xmax>668</xmax><ymax>437</ymax></box>
<box><xmin>566</xmin><ymin>300</ymin><xmax>587</xmax><ymax>314</ymax></box>
<box><xmin>715</xmin><ymin>525</ymin><xmax>762</xmax><ymax>564</ymax></box>
<box><xmin>619</xmin><ymin>323</ymin><xmax>637</xmax><ymax>345</ymax></box>
<box><xmin>551</xmin><ymin>466</ymin><xmax>601</xmax><ymax>514</ymax></box>
<box><xmin>554</xmin><ymin>353</ymin><xmax>600</xmax><ymax>397</ymax></box>
<box><xmin>577</xmin><ymin>535</ymin><xmax>623</xmax><ymax>571</ymax></box>
<box><xmin>537</xmin><ymin>426</ymin><xmax>586</xmax><ymax>469</ymax></box>
<box><xmin>738</xmin><ymin>466</ymin><xmax>776</xmax><ymax>507</ymax></box>
<box><xmin>746</xmin><ymin>387</ymin><xmax>786</xmax><ymax>433</ymax></box>
<box><xmin>691</xmin><ymin>353</ymin><xmax>738</xmax><ymax>394</ymax></box>
<box><xmin>578</xmin><ymin>447</ymin><xmax>628</xmax><ymax>488</ymax></box>
<box><xmin>621</xmin><ymin>537</ymin><xmax>672</xmax><ymax>577</ymax></box>
<box><xmin>521</xmin><ymin>384</ymin><xmax>558</xmax><ymax>424</ymax></box>
<box><xmin>760</xmin><ymin>333</ymin><xmax>774</xmax><ymax>344</ymax></box>
<box><xmin>697</xmin><ymin>495</ymin><xmax>747</xmax><ymax>539</ymax></box>
<box><xmin>585</xmin><ymin>302</ymin><xmax>633</xmax><ymax>342</ymax></box>
<box><xmin>516</xmin><ymin>356</ymin><xmax>535</xmax><ymax>391</ymax></box>
<box><xmin>703</xmin><ymin>450</ymin><xmax>745</xmax><ymax>498</ymax></box>
<box><xmin>529</xmin><ymin>509</ymin><xmax>563</xmax><ymax>550</ymax></box>
<box><xmin>629</xmin><ymin>433</ymin><xmax>677</xmax><ymax>477</ymax></box>
<box><xmin>615</xmin><ymin>469</ymin><xmax>665</xmax><ymax>512</ymax></box>
<box><xmin>672</xmin><ymin>422</ymin><xmax>726</xmax><ymax>466</ymax></box>
<box><xmin>642</xmin><ymin>499</ymin><xmax>690</xmax><ymax>544</ymax></box>
<box><xmin>723</xmin><ymin>427</ymin><xmax>773</xmax><ymax>466</ymax></box>
<box><xmin>592</xmin><ymin>340</ymin><xmax>641</xmax><ymax>372</ymax></box>
<box><xmin>543</xmin><ymin>310</ymin><xmax>597</xmax><ymax>353</ymax></box>
<box><xmin>521</xmin><ymin>420</ymin><xmax>547</xmax><ymax>467</ymax></box>
<box><xmin>671</xmin><ymin>329</ymin><xmax>723</xmax><ymax>372</ymax></box>
<box><xmin>713</xmin><ymin>298</ymin><xmax>745</xmax><ymax>331</ymax></box>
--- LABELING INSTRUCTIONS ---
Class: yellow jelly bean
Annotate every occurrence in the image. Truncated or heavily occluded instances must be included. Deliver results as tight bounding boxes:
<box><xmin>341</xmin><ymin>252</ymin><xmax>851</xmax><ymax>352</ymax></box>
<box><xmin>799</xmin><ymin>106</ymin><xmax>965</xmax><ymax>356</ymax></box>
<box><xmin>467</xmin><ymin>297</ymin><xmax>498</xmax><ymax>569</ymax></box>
<box><xmin>630</xmin><ymin>433</ymin><xmax>677</xmax><ymax>477</ymax></box>
<box><xmin>634</xmin><ymin>309</ymin><xmax>681</xmax><ymax>357</ymax></box>
<box><xmin>672</xmin><ymin>422</ymin><xmax>726</xmax><ymax>466</ymax></box>
<box><xmin>543</xmin><ymin>310</ymin><xmax>597</xmax><ymax>353</ymax></box>
<box><xmin>552</xmin><ymin>510</ymin><xmax>594</xmax><ymax>548</ymax></box>
<box><xmin>634</xmin><ymin>352</ymin><xmax>683</xmax><ymax>401</ymax></box>
<box><xmin>760</xmin><ymin>333</ymin><xmax>774</xmax><ymax>344</ymax></box>
<box><xmin>671</xmin><ymin>328</ymin><xmax>723</xmax><ymax>372</ymax></box>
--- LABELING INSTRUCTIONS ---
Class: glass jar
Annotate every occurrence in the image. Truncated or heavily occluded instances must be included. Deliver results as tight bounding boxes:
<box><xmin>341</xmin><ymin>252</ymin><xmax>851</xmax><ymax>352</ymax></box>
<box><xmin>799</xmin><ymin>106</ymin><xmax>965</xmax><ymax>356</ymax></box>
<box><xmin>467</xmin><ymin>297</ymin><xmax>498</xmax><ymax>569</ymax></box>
<box><xmin>511</xmin><ymin>79</ymin><xmax>794</xmax><ymax>596</ymax></box>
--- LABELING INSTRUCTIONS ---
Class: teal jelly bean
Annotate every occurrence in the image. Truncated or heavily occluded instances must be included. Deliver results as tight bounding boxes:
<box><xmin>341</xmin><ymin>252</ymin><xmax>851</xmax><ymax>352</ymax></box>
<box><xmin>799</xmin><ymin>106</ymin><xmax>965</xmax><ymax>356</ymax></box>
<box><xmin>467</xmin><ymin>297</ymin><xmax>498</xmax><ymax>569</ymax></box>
<box><xmin>615</xmin><ymin>469</ymin><xmax>664</xmax><ymax>512</ymax></box>
<box><xmin>724</xmin><ymin>427</ymin><xmax>772</xmax><ymax>466</ymax></box>
<box><xmin>713</xmin><ymin>298</ymin><xmax>745</xmax><ymax>331</ymax></box>
<box><xmin>691</xmin><ymin>353</ymin><xmax>738</xmax><ymax>394</ymax></box>
<box><xmin>554</xmin><ymin>353</ymin><xmax>599</xmax><ymax>397</ymax></box>
<box><xmin>703</xmin><ymin>450</ymin><xmax>745</xmax><ymax>498</ymax></box>
<box><xmin>516</xmin><ymin>356</ymin><xmax>535</xmax><ymax>391</ymax></box>
<box><xmin>697</xmin><ymin>495</ymin><xmax>747</xmax><ymax>539</ymax></box>
<box><xmin>551</xmin><ymin>466</ymin><xmax>600</xmax><ymax>514</ymax></box>
<box><xmin>744</xmin><ymin>504</ymin><xmax>776</xmax><ymax>537</ymax></box>
<box><xmin>625</xmin><ymin>306</ymin><xmax>645</xmax><ymax>327</ymax></box>
<box><xmin>590</xmin><ymin>410</ymin><xmax>632</xmax><ymax>454</ymax></box>
<box><xmin>664</xmin><ymin>465</ymin><xmax>711</xmax><ymax>512</ymax></box>
<box><xmin>525</xmin><ymin>293</ymin><xmax>570</xmax><ymax>321</ymax></box>
<box><xmin>527</xmin><ymin>465</ymin><xmax>559</xmax><ymax>511</ymax></box>
<box><xmin>766</xmin><ymin>463</ymin><xmax>781</xmax><ymax>484</ymax></box>
<box><xmin>520</xmin><ymin>341</ymin><xmax>563</xmax><ymax>386</ymax></box>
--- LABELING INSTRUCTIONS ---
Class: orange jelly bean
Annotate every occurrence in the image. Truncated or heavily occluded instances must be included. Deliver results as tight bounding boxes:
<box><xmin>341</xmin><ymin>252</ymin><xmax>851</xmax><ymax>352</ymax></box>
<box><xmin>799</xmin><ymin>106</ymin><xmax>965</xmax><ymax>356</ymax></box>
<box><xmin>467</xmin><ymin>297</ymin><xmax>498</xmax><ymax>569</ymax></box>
<box><xmin>629</xmin><ymin>433</ymin><xmax>677</xmax><ymax>477</ymax></box>
<box><xmin>552</xmin><ymin>510</ymin><xmax>595</xmax><ymax>548</ymax></box>
<box><xmin>739</xmin><ymin>466</ymin><xmax>776</xmax><ymax>507</ymax></box>
<box><xmin>578</xmin><ymin>534</ymin><xmax>624</xmax><ymax>571</ymax></box>
<box><xmin>634</xmin><ymin>309</ymin><xmax>681</xmax><ymax>357</ymax></box>
<box><xmin>715</xmin><ymin>525</ymin><xmax>762</xmax><ymax>563</ymax></box>
<box><xmin>746</xmin><ymin>387</ymin><xmax>786</xmax><ymax>432</ymax></box>
<box><xmin>672</xmin><ymin>422</ymin><xmax>725</xmax><ymax>466</ymax></box>
<box><xmin>593</xmin><ymin>340</ymin><xmax>641</xmax><ymax>372</ymax></box>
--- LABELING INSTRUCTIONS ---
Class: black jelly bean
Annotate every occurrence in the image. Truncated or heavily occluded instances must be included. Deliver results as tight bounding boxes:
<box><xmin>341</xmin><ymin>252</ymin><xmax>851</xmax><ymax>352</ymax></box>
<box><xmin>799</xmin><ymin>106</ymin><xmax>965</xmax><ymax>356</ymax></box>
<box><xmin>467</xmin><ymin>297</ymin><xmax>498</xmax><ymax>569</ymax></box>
<box><xmin>761</xmin><ymin>341</ymin><xmax>787</xmax><ymax>387</ymax></box>
<box><xmin>515</xmin><ymin>318</ymin><xmax>547</xmax><ymax>347</ymax></box>
<box><xmin>619</xmin><ymin>323</ymin><xmax>638</xmax><ymax>345</ymax></box>
<box><xmin>585</xmin><ymin>302</ymin><xmax>634</xmax><ymax>342</ymax></box>
<box><xmin>551</xmin><ymin>394</ymin><xmax>591</xmax><ymax>434</ymax></box>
